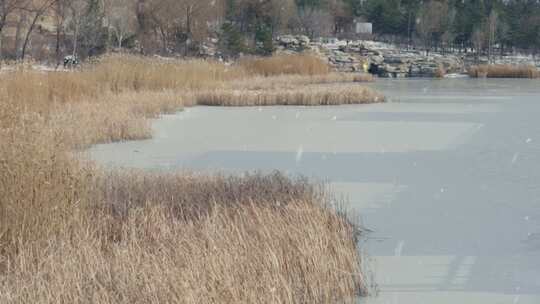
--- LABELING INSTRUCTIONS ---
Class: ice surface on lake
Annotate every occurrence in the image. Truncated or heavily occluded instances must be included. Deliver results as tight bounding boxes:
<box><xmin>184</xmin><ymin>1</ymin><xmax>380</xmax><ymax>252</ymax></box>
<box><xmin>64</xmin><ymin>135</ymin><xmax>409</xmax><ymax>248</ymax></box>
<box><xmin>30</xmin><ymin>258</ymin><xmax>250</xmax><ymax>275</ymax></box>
<box><xmin>89</xmin><ymin>79</ymin><xmax>540</xmax><ymax>304</ymax></box>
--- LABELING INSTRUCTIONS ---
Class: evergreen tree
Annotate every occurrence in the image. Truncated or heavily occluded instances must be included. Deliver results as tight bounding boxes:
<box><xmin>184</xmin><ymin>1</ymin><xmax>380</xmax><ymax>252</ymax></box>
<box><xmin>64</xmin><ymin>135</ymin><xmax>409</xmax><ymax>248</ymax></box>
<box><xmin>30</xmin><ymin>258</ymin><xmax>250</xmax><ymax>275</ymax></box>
<box><xmin>78</xmin><ymin>0</ymin><xmax>108</xmax><ymax>56</ymax></box>
<box><xmin>255</xmin><ymin>22</ymin><xmax>274</xmax><ymax>55</ymax></box>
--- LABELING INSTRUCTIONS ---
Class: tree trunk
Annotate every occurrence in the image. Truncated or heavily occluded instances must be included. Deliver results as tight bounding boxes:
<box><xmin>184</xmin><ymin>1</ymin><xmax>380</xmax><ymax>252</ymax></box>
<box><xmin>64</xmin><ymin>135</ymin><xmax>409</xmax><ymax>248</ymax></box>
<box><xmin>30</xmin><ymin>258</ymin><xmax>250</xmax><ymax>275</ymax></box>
<box><xmin>0</xmin><ymin>20</ymin><xmax>4</xmax><ymax>59</ymax></box>
<box><xmin>0</xmin><ymin>29</ymin><xmax>3</xmax><ymax>59</ymax></box>
<box><xmin>14</xmin><ymin>13</ymin><xmax>25</xmax><ymax>58</ymax></box>
<box><xmin>118</xmin><ymin>34</ymin><xmax>122</xmax><ymax>49</ymax></box>
<box><xmin>21</xmin><ymin>13</ymin><xmax>41</xmax><ymax>60</ymax></box>
<box><xmin>72</xmin><ymin>18</ymin><xmax>79</xmax><ymax>58</ymax></box>
<box><xmin>407</xmin><ymin>11</ymin><xmax>412</xmax><ymax>49</ymax></box>
<box><xmin>185</xmin><ymin>5</ymin><xmax>192</xmax><ymax>56</ymax></box>
<box><xmin>158</xmin><ymin>26</ymin><xmax>167</xmax><ymax>54</ymax></box>
<box><xmin>55</xmin><ymin>23</ymin><xmax>63</xmax><ymax>66</ymax></box>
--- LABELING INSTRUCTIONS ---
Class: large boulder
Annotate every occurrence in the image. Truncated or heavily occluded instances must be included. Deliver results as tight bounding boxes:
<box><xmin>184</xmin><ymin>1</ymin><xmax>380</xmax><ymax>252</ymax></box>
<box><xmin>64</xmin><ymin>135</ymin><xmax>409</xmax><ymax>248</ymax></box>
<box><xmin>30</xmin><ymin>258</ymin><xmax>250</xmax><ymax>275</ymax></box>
<box><xmin>409</xmin><ymin>61</ymin><xmax>440</xmax><ymax>77</ymax></box>
<box><xmin>297</xmin><ymin>35</ymin><xmax>310</xmax><ymax>46</ymax></box>
<box><xmin>277</xmin><ymin>35</ymin><xmax>299</xmax><ymax>46</ymax></box>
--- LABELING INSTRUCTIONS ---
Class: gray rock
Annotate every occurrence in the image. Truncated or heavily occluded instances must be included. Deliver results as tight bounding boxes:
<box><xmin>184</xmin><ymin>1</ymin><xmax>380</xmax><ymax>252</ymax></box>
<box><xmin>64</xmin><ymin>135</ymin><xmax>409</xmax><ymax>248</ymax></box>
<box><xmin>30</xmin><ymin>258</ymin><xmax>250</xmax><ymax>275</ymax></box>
<box><xmin>277</xmin><ymin>35</ymin><xmax>298</xmax><ymax>45</ymax></box>
<box><xmin>297</xmin><ymin>35</ymin><xmax>310</xmax><ymax>45</ymax></box>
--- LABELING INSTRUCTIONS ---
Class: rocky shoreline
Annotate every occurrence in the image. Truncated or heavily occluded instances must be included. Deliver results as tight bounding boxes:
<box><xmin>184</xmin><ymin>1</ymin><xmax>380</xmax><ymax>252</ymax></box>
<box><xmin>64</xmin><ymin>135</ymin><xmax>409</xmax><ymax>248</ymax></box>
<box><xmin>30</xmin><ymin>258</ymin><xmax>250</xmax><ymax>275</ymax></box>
<box><xmin>274</xmin><ymin>35</ymin><xmax>540</xmax><ymax>78</ymax></box>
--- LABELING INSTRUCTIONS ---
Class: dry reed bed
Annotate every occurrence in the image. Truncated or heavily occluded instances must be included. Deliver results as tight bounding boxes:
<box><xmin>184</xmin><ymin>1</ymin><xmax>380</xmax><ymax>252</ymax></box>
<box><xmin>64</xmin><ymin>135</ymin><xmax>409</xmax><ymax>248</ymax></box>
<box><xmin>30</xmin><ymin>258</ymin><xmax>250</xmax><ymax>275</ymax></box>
<box><xmin>1</xmin><ymin>54</ymin><xmax>383</xmax><ymax>143</ymax></box>
<box><xmin>239</xmin><ymin>53</ymin><xmax>330</xmax><ymax>76</ymax></box>
<box><xmin>1</xmin><ymin>199</ymin><xmax>364</xmax><ymax>303</ymax></box>
<box><xmin>468</xmin><ymin>64</ymin><xmax>540</xmax><ymax>78</ymax></box>
<box><xmin>434</xmin><ymin>65</ymin><xmax>446</xmax><ymax>78</ymax></box>
<box><xmin>198</xmin><ymin>85</ymin><xmax>384</xmax><ymax>106</ymax></box>
<box><xmin>50</xmin><ymin>91</ymin><xmax>191</xmax><ymax>148</ymax></box>
<box><xmin>0</xmin><ymin>54</ymin><xmax>377</xmax><ymax>303</ymax></box>
<box><xmin>0</xmin><ymin>128</ymin><xmax>367</xmax><ymax>302</ymax></box>
<box><xmin>227</xmin><ymin>73</ymin><xmax>373</xmax><ymax>90</ymax></box>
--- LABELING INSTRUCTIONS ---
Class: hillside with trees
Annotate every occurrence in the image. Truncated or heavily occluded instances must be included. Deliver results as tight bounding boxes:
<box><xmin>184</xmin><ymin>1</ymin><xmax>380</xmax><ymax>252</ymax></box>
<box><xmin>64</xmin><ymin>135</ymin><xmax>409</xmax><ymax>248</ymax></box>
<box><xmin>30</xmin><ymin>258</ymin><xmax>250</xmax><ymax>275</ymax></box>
<box><xmin>1</xmin><ymin>0</ymin><xmax>539</xmax><ymax>62</ymax></box>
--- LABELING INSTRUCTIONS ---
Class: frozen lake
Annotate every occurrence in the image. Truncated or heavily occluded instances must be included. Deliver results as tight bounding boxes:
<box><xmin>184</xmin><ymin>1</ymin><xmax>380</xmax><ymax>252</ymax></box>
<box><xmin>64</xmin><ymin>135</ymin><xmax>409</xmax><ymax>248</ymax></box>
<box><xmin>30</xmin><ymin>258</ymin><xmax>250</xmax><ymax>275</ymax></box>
<box><xmin>89</xmin><ymin>79</ymin><xmax>540</xmax><ymax>304</ymax></box>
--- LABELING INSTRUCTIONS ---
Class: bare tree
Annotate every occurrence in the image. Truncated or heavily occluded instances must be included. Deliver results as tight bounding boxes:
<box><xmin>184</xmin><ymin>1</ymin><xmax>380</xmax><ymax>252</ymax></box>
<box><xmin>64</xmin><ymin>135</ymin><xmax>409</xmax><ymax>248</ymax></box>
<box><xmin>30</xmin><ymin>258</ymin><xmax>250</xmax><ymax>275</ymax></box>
<box><xmin>326</xmin><ymin>0</ymin><xmax>350</xmax><ymax>35</ymax></box>
<box><xmin>52</xmin><ymin>0</ymin><xmax>68</xmax><ymax>64</ymax></box>
<box><xmin>295</xmin><ymin>7</ymin><xmax>332</xmax><ymax>38</ymax></box>
<box><xmin>472</xmin><ymin>25</ymin><xmax>485</xmax><ymax>63</ymax></box>
<box><xmin>19</xmin><ymin>0</ymin><xmax>57</xmax><ymax>60</ymax></box>
<box><xmin>440</xmin><ymin>7</ymin><xmax>456</xmax><ymax>54</ymax></box>
<box><xmin>146</xmin><ymin>0</ymin><xmax>181</xmax><ymax>54</ymax></box>
<box><xmin>12</xmin><ymin>7</ymin><xmax>26</xmax><ymax>57</ymax></box>
<box><xmin>105</xmin><ymin>0</ymin><xmax>137</xmax><ymax>49</ymax></box>
<box><xmin>176</xmin><ymin>0</ymin><xmax>223</xmax><ymax>54</ymax></box>
<box><xmin>143</xmin><ymin>0</ymin><xmax>223</xmax><ymax>55</ymax></box>
<box><xmin>266</xmin><ymin>0</ymin><xmax>295</xmax><ymax>36</ymax></box>
<box><xmin>416</xmin><ymin>0</ymin><xmax>448</xmax><ymax>56</ymax></box>
<box><xmin>0</xmin><ymin>0</ymin><xmax>22</xmax><ymax>58</ymax></box>
<box><xmin>487</xmin><ymin>10</ymin><xmax>498</xmax><ymax>63</ymax></box>
<box><xmin>68</xmin><ymin>0</ymin><xmax>85</xmax><ymax>58</ymax></box>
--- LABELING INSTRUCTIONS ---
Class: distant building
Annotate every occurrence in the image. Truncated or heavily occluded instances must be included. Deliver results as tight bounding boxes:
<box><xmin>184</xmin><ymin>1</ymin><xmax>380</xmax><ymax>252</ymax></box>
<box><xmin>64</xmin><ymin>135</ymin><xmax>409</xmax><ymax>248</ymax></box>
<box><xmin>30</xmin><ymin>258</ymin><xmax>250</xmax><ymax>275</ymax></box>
<box><xmin>354</xmin><ymin>20</ymin><xmax>373</xmax><ymax>35</ymax></box>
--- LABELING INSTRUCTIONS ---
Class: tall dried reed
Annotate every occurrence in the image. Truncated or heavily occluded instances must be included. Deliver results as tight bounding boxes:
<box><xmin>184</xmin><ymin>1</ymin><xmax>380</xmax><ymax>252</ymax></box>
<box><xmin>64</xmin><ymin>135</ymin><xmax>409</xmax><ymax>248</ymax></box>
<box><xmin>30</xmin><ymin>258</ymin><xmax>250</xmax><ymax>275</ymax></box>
<box><xmin>239</xmin><ymin>53</ymin><xmax>330</xmax><ymax>76</ymax></box>
<box><xmin>468</xmin><ymin>64</ymin><xmax>540</xmax><ymax>78</ymax></box>
<box><xmin>227</xmin><ymin>73</ymin><xmax>373</xmax><ymax>90</ymax></box>
<box><xmin>434</xmin><ymin>65</ymin><xmax>446</xmax><ymax>78</ymax></box>
<box><xmin>0</xmin><ymin>123</ymin><xmax>368</xmax><ymax>302</ymax></box>
<box><xmin>1</xmin><ymin>193</ymin><xmax>365</xmax><ymax>303</ymax></box>
<box><xmin>90</xmin><ymin>55</ymin><xmax>247</xmax><ymax>92</ymax></box>
<box><xmin>197</xmin><ymin>84</ymin><xmax>384</xmax><ymax>106</ymax></box>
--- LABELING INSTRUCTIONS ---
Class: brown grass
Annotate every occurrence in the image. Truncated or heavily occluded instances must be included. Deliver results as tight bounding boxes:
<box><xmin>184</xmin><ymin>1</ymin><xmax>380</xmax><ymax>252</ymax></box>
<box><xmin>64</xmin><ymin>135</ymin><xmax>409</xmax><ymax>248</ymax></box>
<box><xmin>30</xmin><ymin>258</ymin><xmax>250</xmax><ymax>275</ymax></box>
<box><xmin>227</xmin><ymin>73</ymin><xmax>372</xmax><ymax>90</ymax></box>
<box><xmin>1</xmin><ymin>199</ymin><xmax>364</xmax><ymax>303</ymax></box>
<box><xmin>0</xmin><ymin>53</ymin><xmax>378</xmax><ymax>303</ymax></box>
<box><xmin>0</xmin><ymin>128</ymin><xmax>367</xmax><ymax>303</ymax></box>
<box><xmin>239</xmin><ymin>53</ymin><xmax>330</xmax><ymax>76</ymax></box>
<box><xmin>197</xmin><ymin>84</ymin><xmax>384</xmax><ymax>106</ymax></box>
<box><xmin>90</xmin><ymin>55</ymin><xmax>246</xmax><ymax>92</ymax></box>
<box><xmin>1</xmin><ymin>54</ymin><xmax>383</xmax><ymax>144</ymax></box>
<box><xmin>353</xmin><ymin>73</ymin><xmax>375</xmax><ymax>82</ymax></box>
<box><xmin>468</xmin><ymin>64</ymin><xmax>540</xmax><ymax>78</ymax></box>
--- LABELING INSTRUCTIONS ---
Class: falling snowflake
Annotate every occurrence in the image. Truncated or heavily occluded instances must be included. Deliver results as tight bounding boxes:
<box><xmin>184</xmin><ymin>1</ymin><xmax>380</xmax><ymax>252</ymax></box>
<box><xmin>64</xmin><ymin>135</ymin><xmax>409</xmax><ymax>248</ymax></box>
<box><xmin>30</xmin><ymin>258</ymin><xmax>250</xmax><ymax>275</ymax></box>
<box><xmin>295</xmin><ymin>145</ymin><xmax>304</xmax><ymax>163</ymax></box>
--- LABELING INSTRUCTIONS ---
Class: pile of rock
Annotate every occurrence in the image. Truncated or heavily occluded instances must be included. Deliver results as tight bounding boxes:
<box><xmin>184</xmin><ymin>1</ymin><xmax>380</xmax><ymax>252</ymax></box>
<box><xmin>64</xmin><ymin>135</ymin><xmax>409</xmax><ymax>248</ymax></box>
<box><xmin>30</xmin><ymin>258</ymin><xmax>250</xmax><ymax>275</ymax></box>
<box><xmin>275</xmin><ymin>35</ymin><xmax>311</xmax><ymax>52</ymax></box>
<box><xmin>322</xmin><ymin>49</ymin><xmax>366</xmax><ymax>72</ymax></box>
<box><xmin>351</xmin><ymin>43</ymin><xmax>464</xmax><ymax>77</ymax></box>
<box><xmin>198</xmin><ymin>35</ymin><xmax>537</xmax><ymax>77</ymax></box>
<box><xmin>198</xmin><ymin>38</ymin><xmax>219</xmax><ymax>58</ymax></box>
<box><xmin>274</xmin><ymin>36</ymin><xmax>466</xmax><ymax>77</ymax></box>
